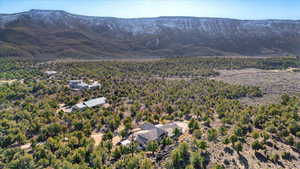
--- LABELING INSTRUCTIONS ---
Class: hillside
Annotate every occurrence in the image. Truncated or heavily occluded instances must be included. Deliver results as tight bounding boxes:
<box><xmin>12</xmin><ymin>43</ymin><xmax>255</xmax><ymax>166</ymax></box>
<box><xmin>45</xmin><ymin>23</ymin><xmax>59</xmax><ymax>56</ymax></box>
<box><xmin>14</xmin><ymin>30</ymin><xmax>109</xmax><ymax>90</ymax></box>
<box><xmin>0</xmin><ymin>9</ymin><xmax>300</xmax><ymax>58</ymax></box>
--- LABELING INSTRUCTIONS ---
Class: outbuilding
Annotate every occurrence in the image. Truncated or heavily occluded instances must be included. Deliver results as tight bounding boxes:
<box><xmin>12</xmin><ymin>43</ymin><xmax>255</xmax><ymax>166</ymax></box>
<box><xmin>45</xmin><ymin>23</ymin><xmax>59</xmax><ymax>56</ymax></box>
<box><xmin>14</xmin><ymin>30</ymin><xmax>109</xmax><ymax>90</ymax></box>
<box><xmin>72</xmin><ymin>97</ymin><xmax>107</xmax><ymax>111</ymax></box>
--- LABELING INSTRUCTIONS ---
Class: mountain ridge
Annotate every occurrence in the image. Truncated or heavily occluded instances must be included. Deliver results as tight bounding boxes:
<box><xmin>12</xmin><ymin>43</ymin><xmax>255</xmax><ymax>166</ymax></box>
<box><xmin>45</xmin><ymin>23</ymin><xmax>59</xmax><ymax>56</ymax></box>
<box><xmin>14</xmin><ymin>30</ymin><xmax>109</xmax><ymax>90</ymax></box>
<box><xmin>0</xmin><ymin>9</ymin><xmax>300</xmax><ymax>58</ymax></box>
<box><xmin>2</xmin><ymin>9</ymin><xmax>299</xmax><ymax>21</ymax></box>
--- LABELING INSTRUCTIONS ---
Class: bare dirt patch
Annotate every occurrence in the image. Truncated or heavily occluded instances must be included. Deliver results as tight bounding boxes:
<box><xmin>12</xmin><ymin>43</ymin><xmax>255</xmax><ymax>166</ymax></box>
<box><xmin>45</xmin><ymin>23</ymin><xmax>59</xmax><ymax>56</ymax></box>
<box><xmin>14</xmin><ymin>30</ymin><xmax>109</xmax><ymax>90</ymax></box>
<box><xmin>112</xmin><ymin>136</ymin><xmax>122</xmax><ymax>146</ymax></box>
<box><xmin>0</xmin><ymin>80</ymin><xmax>17</xmax><ymax>85</ymax></box>
<box><xmin>20</xmin><ymin>143</ymin><xmax>31</xmax><ymax>150</ymax></box>
<box><xmin>210</xmin><ymin>69</ymin><xmax>300</xmax><ymax>105</ymax></box>
<box><xmin>91</xmin><ymin>132</ymin><xmax>103</xmax><ymax>146</ymax></box>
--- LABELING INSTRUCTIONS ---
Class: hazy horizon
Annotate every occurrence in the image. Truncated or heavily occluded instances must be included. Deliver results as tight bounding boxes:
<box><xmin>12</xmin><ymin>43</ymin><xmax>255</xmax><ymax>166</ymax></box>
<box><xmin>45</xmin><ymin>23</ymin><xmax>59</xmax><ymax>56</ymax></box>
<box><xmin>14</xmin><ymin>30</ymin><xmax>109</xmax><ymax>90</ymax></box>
<box><xmin>1</xmin><ymin>0</ymin><xmax>300</xmax><ymax>20</ymax></box>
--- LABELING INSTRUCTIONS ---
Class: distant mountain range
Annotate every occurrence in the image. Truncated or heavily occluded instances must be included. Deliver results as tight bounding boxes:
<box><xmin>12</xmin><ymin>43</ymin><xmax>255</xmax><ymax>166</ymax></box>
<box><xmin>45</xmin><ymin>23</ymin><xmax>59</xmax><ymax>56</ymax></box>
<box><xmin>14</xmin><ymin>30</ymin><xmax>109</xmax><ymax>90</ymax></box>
<box><xmin>0</xmin><ymin>9</ymin><xmax>300</xmax><ymax>58</ymax></box>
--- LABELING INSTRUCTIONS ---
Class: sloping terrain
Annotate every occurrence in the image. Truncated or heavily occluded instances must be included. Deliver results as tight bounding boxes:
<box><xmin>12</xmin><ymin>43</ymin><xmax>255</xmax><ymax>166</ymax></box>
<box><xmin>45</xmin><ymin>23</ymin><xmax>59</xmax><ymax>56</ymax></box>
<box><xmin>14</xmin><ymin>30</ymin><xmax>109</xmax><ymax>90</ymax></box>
<box><xmin>0</xmin><ymin>10</ymin><xmax>300</xmax><ymax>58</ymax></box>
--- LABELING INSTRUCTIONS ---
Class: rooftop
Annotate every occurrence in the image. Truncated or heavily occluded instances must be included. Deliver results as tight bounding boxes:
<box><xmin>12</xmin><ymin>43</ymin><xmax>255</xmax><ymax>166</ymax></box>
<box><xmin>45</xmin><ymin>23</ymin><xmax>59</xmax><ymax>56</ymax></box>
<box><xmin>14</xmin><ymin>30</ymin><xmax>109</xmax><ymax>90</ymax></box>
<box><xmin>72</xmin><ymin>97</ymin><xmax>107</xmax><ymax>111</ymax></box>
<box><xmin>74</xmin><ymin>103</ymin><xmax>86</xmax><ymax>109</ymax></box>
<box><xmin>156</xmin><ymin>123</ymin><xmax>181</xmax><ymax>137</ymax></box>
<box><xmin>84</xmin><ymin>97</ymin><xmax>106</xmax><ymax>108</ymax></box>
<box><xmin>135</xmin><ymin>127</ymin><xmax>167</xmax><ymax>145</ymax></box>
<box><xmin>140</xmin><ymin>122</ymin><xmax>156</xmax><ymax>130</ymax></box>
<box><xmin>69</xmin><ymin>80</ymin><xmax>83</xmax><ymax>83</ymax></box>
<box><xmin>45</xmin><ymin>71</ymin><xmax>57</xmax><ymax>75</ymax></box>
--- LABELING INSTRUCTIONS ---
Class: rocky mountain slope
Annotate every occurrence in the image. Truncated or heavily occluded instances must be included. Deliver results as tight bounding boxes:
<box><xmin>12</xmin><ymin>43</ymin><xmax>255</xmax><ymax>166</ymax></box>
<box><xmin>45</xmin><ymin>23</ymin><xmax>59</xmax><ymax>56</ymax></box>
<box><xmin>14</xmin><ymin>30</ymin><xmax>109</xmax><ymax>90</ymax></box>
<box><xmin>0</xmin><ymin>9</ymin><xmax>300</xmax><ymax>58</ymax></box>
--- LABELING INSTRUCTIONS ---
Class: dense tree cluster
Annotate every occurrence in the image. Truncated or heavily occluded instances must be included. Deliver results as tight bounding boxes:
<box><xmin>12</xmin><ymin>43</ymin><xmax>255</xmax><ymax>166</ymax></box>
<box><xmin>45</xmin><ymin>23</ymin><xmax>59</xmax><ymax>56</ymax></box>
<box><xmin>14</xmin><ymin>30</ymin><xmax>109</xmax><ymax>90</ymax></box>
<box><xmin>0</xmin><ymin>58</ymin><xmax>40</xmax><ymax>79</ymax></box>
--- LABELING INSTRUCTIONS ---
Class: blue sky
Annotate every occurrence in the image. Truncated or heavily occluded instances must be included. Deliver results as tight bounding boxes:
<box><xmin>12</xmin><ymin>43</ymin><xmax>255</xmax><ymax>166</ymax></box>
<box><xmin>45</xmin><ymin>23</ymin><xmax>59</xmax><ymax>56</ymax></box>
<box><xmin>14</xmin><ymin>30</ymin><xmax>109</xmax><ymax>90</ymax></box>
<box><xmin>0</xmin><ymin>0</ymin><xmax>299</xmax><ymax>19</ymax></box>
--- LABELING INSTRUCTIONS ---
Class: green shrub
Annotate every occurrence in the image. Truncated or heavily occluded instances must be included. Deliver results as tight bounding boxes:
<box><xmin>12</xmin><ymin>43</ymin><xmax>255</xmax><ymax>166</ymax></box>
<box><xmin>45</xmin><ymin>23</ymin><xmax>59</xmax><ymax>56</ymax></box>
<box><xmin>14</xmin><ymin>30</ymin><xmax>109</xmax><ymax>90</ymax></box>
<box><xmin>192</xmin><ymin>129</ymin><xmax>202</xmax><ymax>139</ymax></box>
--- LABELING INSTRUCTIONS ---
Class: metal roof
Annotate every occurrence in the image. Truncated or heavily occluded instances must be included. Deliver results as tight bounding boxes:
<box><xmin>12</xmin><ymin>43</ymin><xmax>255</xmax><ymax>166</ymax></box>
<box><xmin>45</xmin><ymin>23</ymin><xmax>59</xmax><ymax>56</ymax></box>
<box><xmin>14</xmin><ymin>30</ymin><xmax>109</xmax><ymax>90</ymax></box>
<box><xmin>45</xmin><ymin>71</ymin><xmax>57</xmax><ymax>75</ymax></box>
<box><xmin>135</xmin><ymin>128</ymin><xmax>167</xmax><ymax>146</ymax></box>
<box><xmin>69</xmin><ymin>80</ymin><xmax>83</xmax><ymax>83</ymax></box>
<box><xmin>140</xmin><ymin>123</ymin><xmax>156</xmax><ymax>130</ymax></box>
<box><xmin>84</xmin><ymin>97</ymin><xmax>106</xmax><ymax>108</ymax></box>
<box><xmin>121</xmin><ymin>139</ymin><xmax>131</xmax><ymax>146</ymax></box>
<box><xmin>77</xmin><ymin>83</ymin><xmax>89</xmax><ymax>87</ymax></box>
<box><xmin>156</xmin><ymin>123</ymin><xmax>181</xmax><ymax>137</ymax></box>
<box><xmin>73</xmin><ymin>103</ymin><xmax>87</xmax><ymax>109</ymax></box>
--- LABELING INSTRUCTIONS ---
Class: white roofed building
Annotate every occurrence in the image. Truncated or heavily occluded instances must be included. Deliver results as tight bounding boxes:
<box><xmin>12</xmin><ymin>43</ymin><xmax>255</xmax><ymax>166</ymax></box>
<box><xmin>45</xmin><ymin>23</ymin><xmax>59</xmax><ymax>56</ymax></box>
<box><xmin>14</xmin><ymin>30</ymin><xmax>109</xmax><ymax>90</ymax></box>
<box><xmin>120</xmin><ymin>139</ymin><xmax>131</xmax><ymax>146</ymax></box>
<box><xmin>72</xmin><ymin>103</ymin><xmax>86</xmax><ymax>110</ymax></box>
<box><xmin>84</xmin><ymin>97</ymin><xmax>106</xmax><ymax>108</ymax></box>
<box><xmin>44</xmin><ymin>71</ymin><xmax>57</xmax><ymax>75</ymax></box>
<box><xmin>72</xmin><ymin>97</ymin><xmax>107</xmax><ymax>111</ymax></box>
<box><xmin>69</xmin><ymin>80</ymin><xmax>101</xmax><ymax>90</ymax></box>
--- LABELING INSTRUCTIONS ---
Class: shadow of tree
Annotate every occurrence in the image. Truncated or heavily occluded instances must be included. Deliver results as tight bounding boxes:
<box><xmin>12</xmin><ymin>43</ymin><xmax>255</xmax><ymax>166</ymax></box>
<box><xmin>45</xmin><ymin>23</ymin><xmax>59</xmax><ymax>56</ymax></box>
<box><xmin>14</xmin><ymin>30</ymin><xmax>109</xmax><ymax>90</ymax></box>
<box><xmin>224</xmin><ymin>147</ymin><xmax>234</xmax><ymax>155</ymax></box>
<box><xmin>238</xmin><ymin>154</ymin><xmax>249</xmax><ymax>169</ymax></box>
<box><xmin>255</xmin><ymin>152</ymin><xmax>268</xmax><ymax>163</ymax></box>
<box><xmin>202</xmin><ymin>151</ymin><xmax>211</xmax><ymax>169</ymax></box>
<box><xmin>277</xmin><ymin>161</ymin><xmax>285</xmax><ymax>168</ymax></box>
<box><xmin>265</xmin><ymin>141</ymin><xmax>273</xmax><ymax>147</ymax></box>
<box><xmin>282</xmin><ymin>152</ymin><xmax>297</xmax><ymax>161</ymax></box>
<box><xmin>291</xmin><ymin>147</ymin><xmax>300</xmax><ymax>154</ymax></box>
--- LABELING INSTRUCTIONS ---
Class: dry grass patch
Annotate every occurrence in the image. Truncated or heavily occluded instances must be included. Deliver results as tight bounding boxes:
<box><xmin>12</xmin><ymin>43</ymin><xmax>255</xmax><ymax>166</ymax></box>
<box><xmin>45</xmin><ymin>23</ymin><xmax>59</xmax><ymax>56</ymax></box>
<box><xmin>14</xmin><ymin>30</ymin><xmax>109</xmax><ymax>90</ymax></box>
<box><xmin>211</xmin><ymin>68</ymin><xmax>300</xmax><ymax>105</ymax></box>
